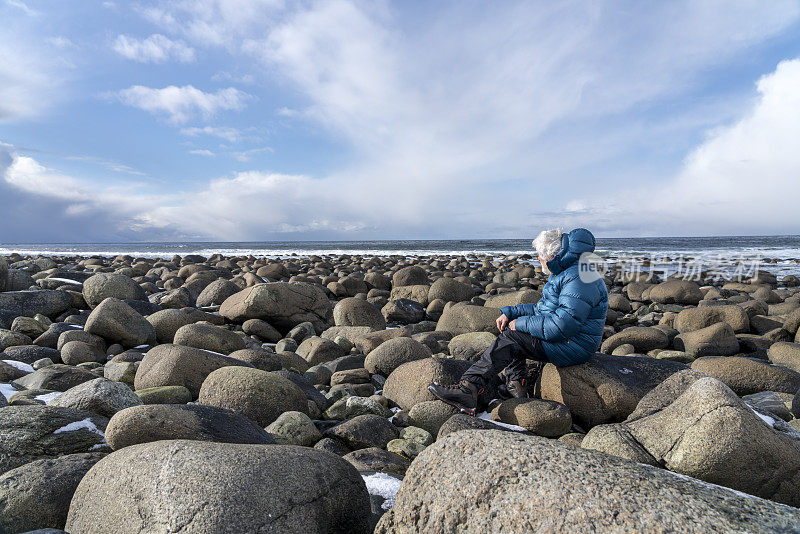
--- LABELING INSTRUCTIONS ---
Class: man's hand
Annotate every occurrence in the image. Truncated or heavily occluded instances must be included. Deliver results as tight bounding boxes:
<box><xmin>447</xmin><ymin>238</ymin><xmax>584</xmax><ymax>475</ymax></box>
<box><xmin>496</xmin><ymin>313</ymin><xmax>509</xmax><ymax>332</ymax></box>
<box><xmin>509</xmin><ymin>319</ymin><xmax>517</xmax><ymax>331</ymax></box>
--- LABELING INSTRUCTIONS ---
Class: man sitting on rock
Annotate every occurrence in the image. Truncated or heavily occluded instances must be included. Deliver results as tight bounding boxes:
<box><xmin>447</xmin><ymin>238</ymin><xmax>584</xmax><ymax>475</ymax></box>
<box><xmin>429</xmin><ymin>228</ymin><xmax>609</xmax><ymax>415</ymax></box>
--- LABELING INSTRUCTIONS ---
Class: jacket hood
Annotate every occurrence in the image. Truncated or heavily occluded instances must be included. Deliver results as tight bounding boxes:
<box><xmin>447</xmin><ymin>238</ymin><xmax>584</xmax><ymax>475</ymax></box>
<box><xmin>546</xmin><ymin>228</ymin><xmax>596</xmax><ymax>275</ymax></box>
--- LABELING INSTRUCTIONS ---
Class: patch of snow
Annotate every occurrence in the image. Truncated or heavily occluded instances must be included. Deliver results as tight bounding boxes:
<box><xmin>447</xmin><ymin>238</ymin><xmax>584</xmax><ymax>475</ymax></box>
<box><xmin>89</xmin><ymin>443</ymin><xmax>106</xmax><ymax>451</ymax></box>
<box><xmin>52</xmin><ymin>418</ymin><xmax>105</xmax><ymax>438</ymax></box>
<box><xmin>476</xmin><ymin>411</ymin><xmax>527</xmax><ymax>432</ymax></box>
<box><xmin>749</xmin><ymin>407</ymin><xmax>775</xmax><ymax>428</ymax></box>
<box><xmin>35</xmin><ymin>392</ymin><xmax>62</xmax><ymax>404</ymax></box>
<box><xmin>0</xmin><ymin>383</ymin><xmax>20</xmax><ymax>400</ymax></box>
<box><xmin>619</xmin><ymin>368</ymin><xmax>633</xmax><ymax>374</ymax></box>
<box><xmin>46</xmin><ymin>277</ymin><xmax>82</xmax><ymax>285</ymax></box>
<box><xmin>2</xmin><ymin>360</ymin><xmax>34</xmax><ymax>373</ymax></box>
<box><xmin>390</xmin><ymin>406</ymin><xmax>401</xmax><ymax>413</ymax></box>
<box><xmin>362</xmin><ymin>472</ymin><xmax>403</xmax><ymax>510</ymax></box>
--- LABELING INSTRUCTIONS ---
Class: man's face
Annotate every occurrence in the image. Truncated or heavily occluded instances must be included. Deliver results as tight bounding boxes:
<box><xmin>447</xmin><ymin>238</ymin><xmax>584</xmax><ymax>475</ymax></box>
<box><xmin>539</xmin><ymin>255</ymin><xmax>551</xmax><ymax>275</ymax></box>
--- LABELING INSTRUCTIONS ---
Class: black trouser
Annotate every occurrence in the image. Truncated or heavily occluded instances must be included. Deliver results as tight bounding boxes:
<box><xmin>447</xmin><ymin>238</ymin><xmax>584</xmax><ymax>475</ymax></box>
<box><xmin>461</xmin><ymin>329</ymin><xmax>548</xmax><ymax>389</ymax></box>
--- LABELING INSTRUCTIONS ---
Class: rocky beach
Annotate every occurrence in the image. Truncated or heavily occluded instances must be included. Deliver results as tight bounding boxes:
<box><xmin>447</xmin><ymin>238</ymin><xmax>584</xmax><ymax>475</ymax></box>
<box><xmin>1</xmin><ymin>248</ymin><xmax>800</xmax><ymax>532</ymax></box>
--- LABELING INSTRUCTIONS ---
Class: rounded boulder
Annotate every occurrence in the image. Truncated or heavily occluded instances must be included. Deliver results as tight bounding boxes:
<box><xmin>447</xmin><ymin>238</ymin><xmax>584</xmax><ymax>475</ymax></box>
<box><xmin>197</xmin><ymin>366</ymin><xmax>308</xmax><ymax>426</ymax></box>
<box><xmin>65</xmin><ymin>440</ymin><xmax>371</xmax><ymax>534</ymax></box>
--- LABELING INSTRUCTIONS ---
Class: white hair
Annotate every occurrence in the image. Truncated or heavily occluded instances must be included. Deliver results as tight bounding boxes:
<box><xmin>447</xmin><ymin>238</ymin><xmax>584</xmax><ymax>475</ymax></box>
<box><xmin>532</xmin><ymin>228</ymin><xmax>563</xmax><ymax>262</ymax></box>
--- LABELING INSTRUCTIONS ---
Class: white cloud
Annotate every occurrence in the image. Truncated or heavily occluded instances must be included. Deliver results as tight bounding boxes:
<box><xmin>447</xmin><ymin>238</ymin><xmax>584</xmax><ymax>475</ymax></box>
<box><xmin>0</xmin><ymin>22</ymin><xmax>69</xmax><ymax>122</ymax></box>
<box><xmin>551</xmin><ymin>58</ymin><xmax>800</xmax><ymax>236</ymax></box>
<box><xmin>113</xmin><ymin>85</ymin><xmax>250</xmax><ymax>124</ymax></box>
<box><xmin>4</xmin><ymin>0</ymin><xmax>35</xmax><ymax>15</ymax></box>
<box><xmin>180</xmin><ymin>125</ymin><xmax>241</xmax><ymax>143</ymax></box>
<box><xmin>142</xmin><ymin>0</ymin><xmax>284</xmax><ymax>49</ymax></box>
<box><xmin>189</xmin><ymin>149</ymin><xmax>215</xmax><ymax>157</ymax></box>
<box><xmin>47</xmin><ymin>36</ymin><xmax>74</xmax><ymax>48</ymax></box>
<box><xmin>231</xmin><ymin>147</ymin><xmax>273</xmax><ymax>162</ymax></box>
<box><xmin>146</xmin><ymin>171</ymin><xmax>366</xmax><ymax>239</ymax></box>
<box><xmin>65</xmin><ymin>155</ymin><xmax>147</xmax><ymax>176</ymax></box>
<box><xmin>5</xmin><ymin>1</ymin><xmax>800</xmax><ymax>240</ymax></box>
<box><xmin>113</xmin><ymin>34</ymin><xmax>195</xmax><ymax>63</ymax></box>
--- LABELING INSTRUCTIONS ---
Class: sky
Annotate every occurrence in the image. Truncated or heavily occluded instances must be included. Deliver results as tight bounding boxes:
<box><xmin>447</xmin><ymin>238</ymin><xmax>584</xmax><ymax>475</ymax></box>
<box><xmin>1</xmin><ymin>0</ymin><xmax>800</xmax><ymax>242</ymax></box>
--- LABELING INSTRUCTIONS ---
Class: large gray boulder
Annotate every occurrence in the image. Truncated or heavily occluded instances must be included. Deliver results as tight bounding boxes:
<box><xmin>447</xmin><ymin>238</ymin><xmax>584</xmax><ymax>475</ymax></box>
<box><xmin>648</xmin><ymin>280</ymin><xmax>703</xmax><ymax>305</ymax></box>
<box><xmin>84</xmin><ymin>298</ymin><xmax>156</xmax><ymax>348</ymax></box>
<box><xmin>0</xmin><ymin>405</ymin><xmax>109</xmax><ymax>475</ymax></box>
<box><xmin>674</xmin><ymin>305</ymin><xmax>750</xmax><ymax>334</ymax></box>
<box><xmin>65</xmin><ymin>440</ymin><xmax>371</xmax><ymax>533</ymax></box>
<box><xmin>82</xmin><ymin>273</ymin><xmax>146</xmax><ymax>309</ymax></box>
<box><xmin>173</xmin><ymin>322</ymin><xmax>246</xmax><ymax>355</ymax></box>
<box><xmin>490</xmin><ymin>398</ymin><xmax>572</xmax><ymax>437</ymax></box>
<box><xmin>333</xmin><ymin>297</ymin><xmax>386</xmax><ymax>330</ymax></box>
<box><xmin>219</xmin><ymin>282</ymin><xmax>333</xmax><ymax>333</ymax></box>
<box><xmin>392</xmin><ymin>266</ymin><xmax>429</xmax><ymax>287</ymax></box>
<box><xmin>2</xmin><ymin>344</ymin><xmax>59</xmax><ymax>364</ymax></box>
<box><xmin>13</xmin><ymin>364</ymin><xmax>97</xmax><ymax>392</ymax></box>
<box><xmin>146</xmin><ymin>308</ymin><xmax>201</xmax><ymax>344</ymax></box>
<box><xmin>435</xmin><ymin>303</ymin><xmax>500</xmax><ymax>336</ymax></box>
<box><xmin>447</xmin><ymin>332</ymin><xmax>495</xmax><ymax>362</ymax></box>
<box><xmin>691</xmin><ymin>356</ymin><xmax>800</xmax><ymax>395</ymax></box>
<box><xmin>49</xmin><ymin>378</ymin><xmax>142</xmax><ymax>418</ymax></box>
<box><xmin>767</xmin><ymin>341</ymin><xmax>800</xmax><ymax>373</ymax></box>
<box><xmin>600</xmin><ymin>326</ymin><xmax>669</xmax><ymax>354</ymax></box>
<box><xmin>0</xmin><ymin>330</ymin><xmax>32</xmax><ymax>352</ymax></box>
<box><xmin>296</xmin><ymin>336</ymin><xmax>346</xmax><ymax>365</ymax></box>
<box><xmin>105</xmin><ymin>403</ymin><xmax>274</xmax><ymax>450</ymax></box>
<box><xmin>540</xmin><ymin>353</ymin><xmax>688</xmax><ymax>427</ymax></box>
<box><xmin>0</xmin><ymin>290</ymin><xmax>72</xmax><ymax>318</ymax></box>
<box><xmin>383</xmin><ymin>357</ymin><xmax>472</xmax><ymax>411</ymax></box>
<box><xmin>376</xmin><ymin>430</ymin><xmax>800</xmax><ymax>533</ymax></box>
<box><xmin>134</xmin><ymin>344</ymin><xmax>252</xmax><ymax>397</ymax></box>
<box><xmin>325</xmin><ymin>414</ymin><xmax>400</xmax><ymax>450</ymax></box>
<box><xmin>195</xmin><ymin>279</ymin><xmax>240</xmax><ymax>307</ymax></box>
<box><xmin>673</xmin><ymin>322</ymin><xmax>740</xmax><ymax>356</ymax></box>
<box><xmin>364</xmin><ymin>337</ymin><xmax>432</xmax><ymax>376</ymax></box>
<box><xmin>197</xmin><ymin>366</ymin><xmax>308</xmax><ymax>426</ymax></box>
<box><xmin>427</xmin><ymin>277</ymin><xmax>474</xmax><ymax>303</ymax></box>
<box><xmin>0</xmin><ymin>452</ymin><xmax>105</xmax><ymax>533</ymax></box>
<box><xmin>582</xmin><ymin>374</ymin><xmax>800</xmax><ymax>507</ymax></box>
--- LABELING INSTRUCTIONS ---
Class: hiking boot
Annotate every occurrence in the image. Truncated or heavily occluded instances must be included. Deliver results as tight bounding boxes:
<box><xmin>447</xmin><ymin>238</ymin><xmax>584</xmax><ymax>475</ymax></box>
<box><xmin>498</xmin><ymin>379</ymin><xmax>528</xmax><ymax>399</ymax></box>
<box><xmin>428</xmin><ymin>380</ymin><xmax>480</xmax><ymax>416</ymax></box>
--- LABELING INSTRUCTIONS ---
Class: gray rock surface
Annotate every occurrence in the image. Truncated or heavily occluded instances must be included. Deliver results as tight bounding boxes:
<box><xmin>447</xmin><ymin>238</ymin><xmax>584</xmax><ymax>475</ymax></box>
<box><xmin>0</xmin><ymin>452</ymin><xmax>105</xmax><ymax>533</ymax></box>
<box><xmin>173</xmin><ymin>322</ymin><xmax>246</xmax><ymax>355</ymax></box>
<box><xmin>376</xmin><ymin>430</ymin><xmax>800</xmax><ymax>533</ymax></box>
<box><xmin>540</xmin><ymin>353</ymin><xmax>688</xmax><ymax>427</ymax></box>
<box><xmin>582</xmin><ymin>375</ymin><xmax>800</xmax><ymax>507</ymax></box>
<box><xmin>82</xmin><ymin>273</ymin><xmax>146</xmax><ymax>309</ymax></box>
<box><xmin>134</xmin><ymin>343</ymin><xmax>252</xmax><ymax>397</ymax></box>
<box><xmin>49</xmin><ymin>377</ymin><xmax>142</xmax><ymax>418</ymax></box>
<box><xmin>219</xmin><ymin>282</ymin><xmax>333</xmax><ymax>333</ymax></box>
<box><xmin>364</xmin><ymin>337</ymin><xmax>432</xmax><ymax>376</ymax></box>
<box><xmin>0</xmin><ymin>405</ymin><xmax>109</xmax><ymax>475</ymax></box>
<box><xmin>197</xmin><ymin>366</ymin><xmax>308</xmax><ymax>426</ymax></box>
<box><xmin>383</xmin><ymin>357</ymin><xmax>472</xmax><ymax>411</ymax></box>
<box><xmin>84</xmin><ymin>298</ymin><xmax>156</xmax><ymax>348</ymax></box>
<box><xmin>105</xmin><ymin>403</ymin><xmax>275</xmax><ymax>449</ymax></box>
<box><xmin>0</xmin><ymin>290</ymin><xmax>73</xmax><ymax>319</ymax></box>
<box><xmin>691</xmin><ymin>356</ymin><xmax>800</xmax><ymax>395</ymax></box>
<box><xmin>435</xmin><ymin>303</ymin><xmax>500</xmax><ymax>335</ymax></box>
<box><xmin>65</xmin><ymin>440</ymin><xmax>371</xmax><ymax>534</ymax></box>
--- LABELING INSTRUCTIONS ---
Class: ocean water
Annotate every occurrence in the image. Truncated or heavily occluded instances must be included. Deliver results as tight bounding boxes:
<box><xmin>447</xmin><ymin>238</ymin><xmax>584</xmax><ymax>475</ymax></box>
<box><xmin>1</xmin><ymin>235</ymin><xmax>800</xmax><ymax>275</ymax></box>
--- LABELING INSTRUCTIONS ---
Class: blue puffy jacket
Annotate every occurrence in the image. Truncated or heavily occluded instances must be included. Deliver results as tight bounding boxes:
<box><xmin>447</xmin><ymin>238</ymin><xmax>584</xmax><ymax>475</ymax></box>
<box><xmin>500</xmin><ymin>228</ymin><xmax>608</xmax><ymax>366</ymax></box>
